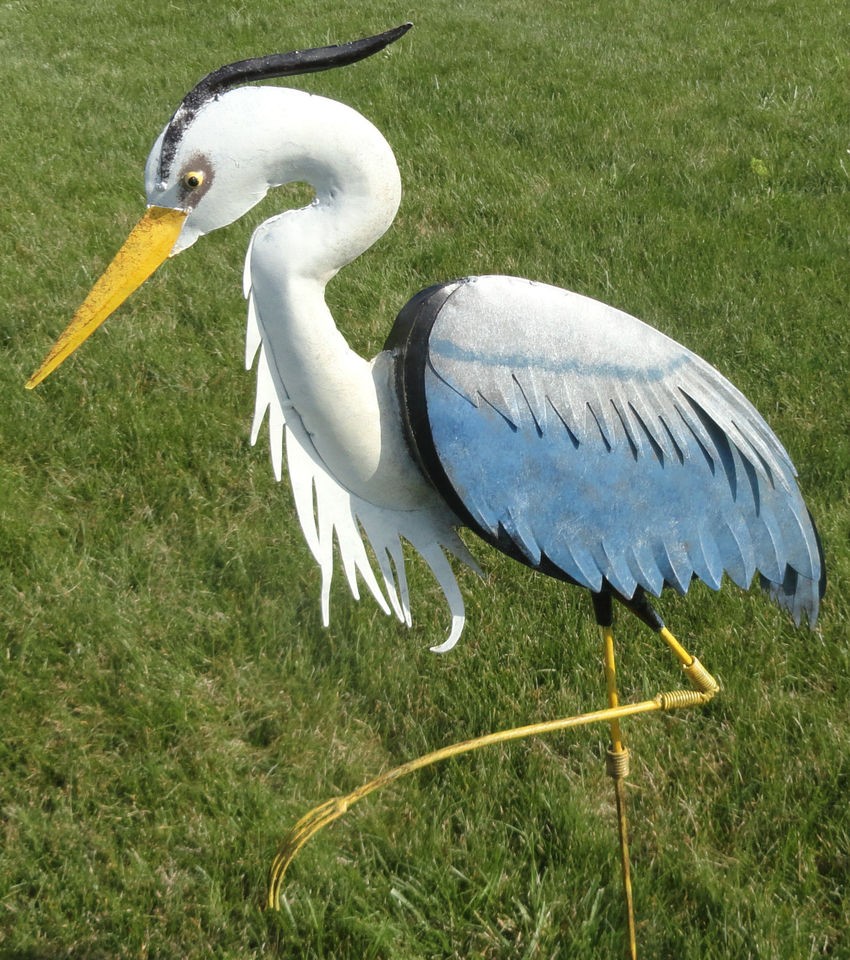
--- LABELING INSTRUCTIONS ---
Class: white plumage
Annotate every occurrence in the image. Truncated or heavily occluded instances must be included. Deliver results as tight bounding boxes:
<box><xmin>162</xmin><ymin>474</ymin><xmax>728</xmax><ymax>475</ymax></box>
<box><xmin>245</xmin><ymin>273</ymin><xmax>478</xmax><ymax>652</ymax></box>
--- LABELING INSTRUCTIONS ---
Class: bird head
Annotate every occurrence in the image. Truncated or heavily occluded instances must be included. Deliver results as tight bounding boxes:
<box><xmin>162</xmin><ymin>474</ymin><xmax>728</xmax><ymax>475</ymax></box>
<box><xmin>26</xmin><ymin>23</ymin><xmax>411</xmax><ymax>390</ymax></box>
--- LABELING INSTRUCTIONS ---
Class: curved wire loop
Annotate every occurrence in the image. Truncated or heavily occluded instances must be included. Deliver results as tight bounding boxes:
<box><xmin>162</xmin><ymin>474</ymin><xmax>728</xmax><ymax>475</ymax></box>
<box><xmin>266</xmin><ymin>683</ymin><xmax>716</xmax><ymax>910</ymax></box>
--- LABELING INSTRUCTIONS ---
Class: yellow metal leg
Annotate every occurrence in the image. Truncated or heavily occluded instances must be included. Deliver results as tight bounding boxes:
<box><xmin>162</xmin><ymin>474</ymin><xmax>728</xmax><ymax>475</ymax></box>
<box><xmin>601</xmin><ymin>625</ymin><xmax>638</xmax><ymax>960</ymax></box>
<box><xmin>658</xmin><ymin>626</ymin><xmax>720</xmax><ymax>699</ymax></box>
<box><xmin>602</xmin><ymin>625</ymin><xmax>624</xmax><ymax>750</ymax></box>
<box><xmin>266</xmin><ymin>598</ymin><xmax>721</xmax><ymax>937</ymax></box>
<box><xmin>266</xmin><ymin>688</ymin><xmax>707</xmax><ymax>910</ymax></box>
<box><xmin>618</xmin><ymin>588</ymin><xmax>719</xmax><ymax>702</ymax></box>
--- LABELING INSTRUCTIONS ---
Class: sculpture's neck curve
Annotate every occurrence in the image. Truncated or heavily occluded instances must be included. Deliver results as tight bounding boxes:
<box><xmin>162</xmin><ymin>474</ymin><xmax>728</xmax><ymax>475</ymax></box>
<box><xmin>250</xmin><ymin>87</ymin><xmax>402</xmax><ymax>284</ymax></box>
<box><xmin>244</xmin><ymin>89</ymin><xmax>419</xmax><ymax>503</ymax></box>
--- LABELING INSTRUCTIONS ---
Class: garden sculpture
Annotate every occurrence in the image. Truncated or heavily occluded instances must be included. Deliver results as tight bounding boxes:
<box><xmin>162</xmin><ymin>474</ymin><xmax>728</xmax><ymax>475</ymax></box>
<box><xmin>28</xmin><ymin>25</ymin><xmax>824</xmax><ymax>958</ymax></box>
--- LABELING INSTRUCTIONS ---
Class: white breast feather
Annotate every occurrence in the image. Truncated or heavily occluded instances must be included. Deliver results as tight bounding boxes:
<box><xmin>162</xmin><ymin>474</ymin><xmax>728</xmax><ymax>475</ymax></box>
<box><xmin>243</xmin><ymin>287</ymin><xmax>479</xmax><ymax>653</ymax></box>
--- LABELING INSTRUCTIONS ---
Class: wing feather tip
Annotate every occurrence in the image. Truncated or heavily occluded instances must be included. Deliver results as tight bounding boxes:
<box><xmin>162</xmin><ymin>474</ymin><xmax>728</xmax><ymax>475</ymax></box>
<box><xmin>759</xmin><ymin>568</ymin><xmax>821</xmax><ymax>628</ymax></box>
<box><xmin>430</xmin><ymin>614</ymin><xmax>465</xmax><ymax>653</ymax></box>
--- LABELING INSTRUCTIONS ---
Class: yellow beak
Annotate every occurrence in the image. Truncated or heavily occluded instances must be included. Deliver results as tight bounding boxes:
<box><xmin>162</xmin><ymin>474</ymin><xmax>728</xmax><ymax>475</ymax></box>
<box><xmin>26</xmin><ymin>205</ymin><xmax>188</xmax><ymax>389</ymax></box>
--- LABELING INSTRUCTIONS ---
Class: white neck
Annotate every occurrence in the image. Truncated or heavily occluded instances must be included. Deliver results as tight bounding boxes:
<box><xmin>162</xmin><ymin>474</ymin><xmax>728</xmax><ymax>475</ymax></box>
<box><xmin>244</xmin><ymin>90</ymin><xmax>423</xmax><ymax>505</ymax></box>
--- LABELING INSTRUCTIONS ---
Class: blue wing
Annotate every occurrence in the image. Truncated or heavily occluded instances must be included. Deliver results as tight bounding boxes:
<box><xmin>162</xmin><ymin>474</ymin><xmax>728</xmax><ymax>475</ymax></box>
<box><xmin>387</xmin><ymin>275</ymin><xmax>824</xmax><ymax>625</ymax></box>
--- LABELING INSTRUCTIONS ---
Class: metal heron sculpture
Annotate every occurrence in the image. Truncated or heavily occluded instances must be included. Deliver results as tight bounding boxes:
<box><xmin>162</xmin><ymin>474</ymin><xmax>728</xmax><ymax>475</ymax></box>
<box><xmin>27</xmin><ymin>24</ymin><xmax>824</xmax><ymax>957</ymax></box>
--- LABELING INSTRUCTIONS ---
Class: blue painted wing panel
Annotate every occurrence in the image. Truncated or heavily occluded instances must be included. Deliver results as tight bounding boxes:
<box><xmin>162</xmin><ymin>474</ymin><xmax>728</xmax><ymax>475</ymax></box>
<box><xmin>404</xmin><ymin>276</ymin><xmax>822</xmax><ymax>624</ymax></box>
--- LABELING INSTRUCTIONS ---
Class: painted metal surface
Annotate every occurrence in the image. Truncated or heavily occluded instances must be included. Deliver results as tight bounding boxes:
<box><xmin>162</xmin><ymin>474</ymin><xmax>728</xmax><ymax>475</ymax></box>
<box><xmin>29</xmin><ymin>26</ymin><xmax>824</xmax><ymax>650</ymax></box>
<box><xmin>392</xmin><ymin>275</ymin><xmax>822</xmax><ymax>625</ymax></box>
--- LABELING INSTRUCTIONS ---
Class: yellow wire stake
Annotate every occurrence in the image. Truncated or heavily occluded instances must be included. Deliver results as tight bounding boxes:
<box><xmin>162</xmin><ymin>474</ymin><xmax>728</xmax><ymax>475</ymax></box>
<box><xmin>610</xmin><ymin>768</ymin><xmax>637</xmax><ymax>960</ymax></box>
<box><xmin>601</xmin><ymin>624</ymin><xmax>638</xmax><ymax>960</ymax></box>
<box><xmin>266</xmin><ymin>685</ymin><xmax>715</xmax><ymax>911</ymax></box>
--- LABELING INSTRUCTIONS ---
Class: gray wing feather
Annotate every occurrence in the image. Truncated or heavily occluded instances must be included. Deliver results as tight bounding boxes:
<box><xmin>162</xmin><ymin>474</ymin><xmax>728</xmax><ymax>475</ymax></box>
<box><xmin>422</xmin><ymin>276</ymin><xmax>822</xmax><ymax>624</ymax></box>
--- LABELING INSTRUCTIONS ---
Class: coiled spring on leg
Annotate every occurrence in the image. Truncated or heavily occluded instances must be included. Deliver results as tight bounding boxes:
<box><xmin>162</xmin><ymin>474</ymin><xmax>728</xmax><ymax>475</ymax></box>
<box><xmin>683</xmin><ymin>657</ymin><xmax>720</xmax><ymax>695</ymax></box>
<box><xmin>656</xmin><ymin>688</ymin><xmax>715</xmax><ymax>710</ymax></box>
<box><xmin>606</xmin><ymin>747</ymin><xmax>631</xmax><ymax>779</ymax></box>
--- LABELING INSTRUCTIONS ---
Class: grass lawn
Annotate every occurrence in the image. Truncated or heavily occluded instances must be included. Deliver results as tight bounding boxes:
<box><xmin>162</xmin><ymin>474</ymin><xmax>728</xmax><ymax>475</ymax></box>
<box><xmin>2</xmin><ymin>0</ymin><xmax>849</xmax><ymax>957</ymax></box>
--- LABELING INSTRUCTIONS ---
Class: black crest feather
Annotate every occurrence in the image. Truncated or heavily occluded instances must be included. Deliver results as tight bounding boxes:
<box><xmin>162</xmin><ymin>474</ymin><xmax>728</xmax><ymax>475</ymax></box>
<box><xmin>159</xmin><ymin>23</ymin><xmax>412</xmax><ymax>178</ymax></box>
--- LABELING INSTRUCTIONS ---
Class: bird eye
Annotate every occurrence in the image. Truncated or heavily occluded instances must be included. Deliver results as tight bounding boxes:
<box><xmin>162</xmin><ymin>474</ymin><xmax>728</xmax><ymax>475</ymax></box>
<box><xmin>182</xmin><ymin>170</ymin><xmax>204</xmax><ymax>190</ymax></box>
